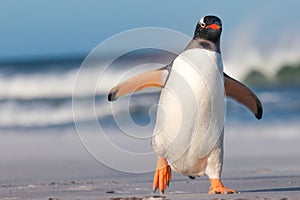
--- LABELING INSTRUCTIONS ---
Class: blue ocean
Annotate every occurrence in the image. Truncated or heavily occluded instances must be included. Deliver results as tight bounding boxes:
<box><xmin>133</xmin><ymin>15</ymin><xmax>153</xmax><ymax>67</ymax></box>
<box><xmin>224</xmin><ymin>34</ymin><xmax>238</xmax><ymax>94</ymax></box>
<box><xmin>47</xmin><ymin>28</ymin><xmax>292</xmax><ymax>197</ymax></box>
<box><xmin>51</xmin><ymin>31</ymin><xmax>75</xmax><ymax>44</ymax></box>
<box><xmin>0</xmin><ymin>52</ymin><xmax>299</xmax><ymax>137</ymax></box>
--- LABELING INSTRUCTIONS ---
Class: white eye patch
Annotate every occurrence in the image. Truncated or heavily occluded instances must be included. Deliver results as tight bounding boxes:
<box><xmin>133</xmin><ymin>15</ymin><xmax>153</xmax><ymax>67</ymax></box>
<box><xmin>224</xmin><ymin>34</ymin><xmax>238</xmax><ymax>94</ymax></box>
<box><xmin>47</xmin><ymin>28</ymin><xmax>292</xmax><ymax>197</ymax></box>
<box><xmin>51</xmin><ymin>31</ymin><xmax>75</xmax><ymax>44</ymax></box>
<box><xmin>199</xmin><ymin>17</ymin><xmax>205</xmax><ymax>28</ymax></box>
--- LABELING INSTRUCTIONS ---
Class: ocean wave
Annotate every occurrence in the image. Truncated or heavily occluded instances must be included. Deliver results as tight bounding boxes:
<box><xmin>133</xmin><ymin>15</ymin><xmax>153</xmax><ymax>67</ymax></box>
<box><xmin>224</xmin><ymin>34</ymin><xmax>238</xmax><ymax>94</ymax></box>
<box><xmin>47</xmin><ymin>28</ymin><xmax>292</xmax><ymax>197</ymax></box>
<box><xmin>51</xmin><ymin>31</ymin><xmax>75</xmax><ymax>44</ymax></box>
<box><xmin>0</xmin><ymin>69</ymin><xmax>77</xmax><ymax>99</ymax></box>
<box><xmin>0</xmin><ymin>68</ymin><xmax>123</xmax><ymax>99</ymax></box>
<box><xmin>0</xmin><ymin>92</ymin><xmax>160</xmax><ymax>128</ymax></box>
<box><xmin>0</xmin><ymin>53</ymin><xmax>168</xmax><ymax>128</ymax></box>
<box><xmin>0</xmin><ymin>52</ymin><xmax>299</xmax><ymax>128</ymax></box>
<box><xmin>0</xmin><ymin>58</ymin><xmax>168</xmax><ymax>100</ymax></box>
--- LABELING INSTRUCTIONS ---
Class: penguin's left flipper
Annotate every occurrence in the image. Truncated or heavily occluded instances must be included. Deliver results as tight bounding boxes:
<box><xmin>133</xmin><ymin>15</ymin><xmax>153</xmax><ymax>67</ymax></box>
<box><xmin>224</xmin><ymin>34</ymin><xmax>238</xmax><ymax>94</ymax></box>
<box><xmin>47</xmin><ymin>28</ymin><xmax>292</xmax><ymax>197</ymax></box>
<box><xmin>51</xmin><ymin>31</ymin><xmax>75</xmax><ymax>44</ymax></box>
<box><xmin>224</xmin><ymin>73</ymin><xmax>263</xmax><ymax>120</ymax></box>
<box><xmin>108</xmin><ymin>65</ymin><xmax>170</xmax><ymax>101</ymax></box>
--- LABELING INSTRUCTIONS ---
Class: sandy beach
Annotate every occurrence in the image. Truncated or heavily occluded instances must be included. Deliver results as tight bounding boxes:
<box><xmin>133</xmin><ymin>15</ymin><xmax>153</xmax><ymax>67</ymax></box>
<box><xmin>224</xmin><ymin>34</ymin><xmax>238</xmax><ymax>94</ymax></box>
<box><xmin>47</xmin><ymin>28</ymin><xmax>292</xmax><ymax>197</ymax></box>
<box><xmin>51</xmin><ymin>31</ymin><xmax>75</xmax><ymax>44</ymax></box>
<box><xmin>1</xmin><ymin>122</ymin><xmax>299</xmax><ymax>200</ymax></box>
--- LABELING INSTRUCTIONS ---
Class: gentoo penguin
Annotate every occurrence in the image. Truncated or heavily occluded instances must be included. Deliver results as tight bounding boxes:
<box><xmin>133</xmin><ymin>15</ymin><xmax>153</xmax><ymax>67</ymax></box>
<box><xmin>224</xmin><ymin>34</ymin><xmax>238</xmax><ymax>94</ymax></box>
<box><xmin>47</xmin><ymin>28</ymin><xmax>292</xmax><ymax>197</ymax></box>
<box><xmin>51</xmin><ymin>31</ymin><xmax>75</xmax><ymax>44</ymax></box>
<box><xmin>108</xmin><ymin>15</ymin><xmax>263</xmax><ymax>194</ymax></box>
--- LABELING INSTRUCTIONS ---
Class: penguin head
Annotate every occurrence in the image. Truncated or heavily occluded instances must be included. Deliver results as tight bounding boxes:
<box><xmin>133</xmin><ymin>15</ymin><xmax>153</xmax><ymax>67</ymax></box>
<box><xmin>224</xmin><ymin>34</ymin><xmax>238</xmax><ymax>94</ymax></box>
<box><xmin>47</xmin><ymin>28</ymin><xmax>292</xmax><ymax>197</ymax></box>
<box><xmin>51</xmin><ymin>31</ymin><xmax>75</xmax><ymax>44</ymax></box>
<box><xmin>194</xmin><ymin>15</ymin><xmax>222</xmax><ymax>42</ymax></box>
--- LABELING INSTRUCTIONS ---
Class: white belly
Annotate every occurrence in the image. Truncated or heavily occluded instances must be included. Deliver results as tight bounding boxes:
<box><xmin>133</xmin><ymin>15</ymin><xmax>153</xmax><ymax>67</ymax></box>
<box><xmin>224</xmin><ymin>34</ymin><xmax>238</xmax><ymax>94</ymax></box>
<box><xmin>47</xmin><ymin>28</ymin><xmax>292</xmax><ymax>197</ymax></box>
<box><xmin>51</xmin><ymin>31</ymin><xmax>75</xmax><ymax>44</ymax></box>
<box><xmin>152</xmin><ymin>48</ymin><xmax>225</xmax><ymax>175</ymax></box>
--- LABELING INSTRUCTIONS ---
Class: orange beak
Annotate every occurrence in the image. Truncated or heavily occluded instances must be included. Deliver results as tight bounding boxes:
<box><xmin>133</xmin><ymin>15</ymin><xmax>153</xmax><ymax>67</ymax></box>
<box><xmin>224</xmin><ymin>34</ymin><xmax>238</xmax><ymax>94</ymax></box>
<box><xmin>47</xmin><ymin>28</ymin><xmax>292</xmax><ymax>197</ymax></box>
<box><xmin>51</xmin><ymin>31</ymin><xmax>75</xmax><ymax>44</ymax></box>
<box><xmin>205</xmin><ymin>23</ymin><xmax>221</xmax><ymax>30</ymax></box>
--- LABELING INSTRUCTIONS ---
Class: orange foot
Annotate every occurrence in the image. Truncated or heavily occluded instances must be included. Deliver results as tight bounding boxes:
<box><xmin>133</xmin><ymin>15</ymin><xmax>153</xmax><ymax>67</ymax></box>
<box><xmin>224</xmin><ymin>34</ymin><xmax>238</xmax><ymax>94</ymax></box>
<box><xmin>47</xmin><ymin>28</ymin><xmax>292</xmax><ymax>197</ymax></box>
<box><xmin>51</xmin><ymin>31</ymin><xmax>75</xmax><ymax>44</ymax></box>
<box><xmin>152</xmin><ymin>157</ymin><xmax>171</xmax><ymax>194</ymax></box>
<box><xmin>209</xmin><ymin>178</ymin><xmax>237</xmax><ymax>194</ymax></box>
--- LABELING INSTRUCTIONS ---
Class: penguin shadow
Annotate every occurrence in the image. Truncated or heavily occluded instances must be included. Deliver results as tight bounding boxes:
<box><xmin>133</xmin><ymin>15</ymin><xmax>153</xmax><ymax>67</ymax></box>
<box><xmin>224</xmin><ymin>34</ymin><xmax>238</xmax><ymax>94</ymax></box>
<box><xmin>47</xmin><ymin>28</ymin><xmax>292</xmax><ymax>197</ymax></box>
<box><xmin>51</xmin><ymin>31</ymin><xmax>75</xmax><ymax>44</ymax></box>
<box><xmin>240</xmin><ymin>187</ymin><xmax>300</xmax><ymax>193</ymax></box>
<box><xmin>228</xmin><ymin>174</ymin><xmax>300</xmax><ymax>181</ymax></box>
<box><xmin>224</xmin><ymin>175</ymin><xmax>300</xmax><ymax>193</ymax></box>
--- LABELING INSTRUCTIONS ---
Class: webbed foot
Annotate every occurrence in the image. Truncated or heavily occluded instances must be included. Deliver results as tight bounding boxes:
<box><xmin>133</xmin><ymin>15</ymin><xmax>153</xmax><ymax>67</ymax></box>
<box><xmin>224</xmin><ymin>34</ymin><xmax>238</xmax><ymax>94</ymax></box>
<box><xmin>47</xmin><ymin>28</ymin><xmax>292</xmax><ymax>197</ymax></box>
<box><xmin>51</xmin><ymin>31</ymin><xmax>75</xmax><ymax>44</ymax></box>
<box><xmin>153</xmin><ymin>157</ymin><xmax>171</xmax><ymax>194</ymax></box>
<box><xmin>209</xmin><ymin>178</ymin><xmax>237</xmax><ymax>194</ymax></box>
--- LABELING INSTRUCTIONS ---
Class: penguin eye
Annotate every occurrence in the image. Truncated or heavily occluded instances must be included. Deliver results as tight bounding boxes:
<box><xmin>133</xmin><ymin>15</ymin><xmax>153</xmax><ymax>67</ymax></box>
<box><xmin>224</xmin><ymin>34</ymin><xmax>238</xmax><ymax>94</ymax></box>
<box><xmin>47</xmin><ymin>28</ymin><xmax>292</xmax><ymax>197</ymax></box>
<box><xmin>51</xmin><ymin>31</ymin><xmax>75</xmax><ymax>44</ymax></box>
<box><xmin>200</xmin><ymin>22</ymin><xmax>206</xmax><ymax>28</ymax></box>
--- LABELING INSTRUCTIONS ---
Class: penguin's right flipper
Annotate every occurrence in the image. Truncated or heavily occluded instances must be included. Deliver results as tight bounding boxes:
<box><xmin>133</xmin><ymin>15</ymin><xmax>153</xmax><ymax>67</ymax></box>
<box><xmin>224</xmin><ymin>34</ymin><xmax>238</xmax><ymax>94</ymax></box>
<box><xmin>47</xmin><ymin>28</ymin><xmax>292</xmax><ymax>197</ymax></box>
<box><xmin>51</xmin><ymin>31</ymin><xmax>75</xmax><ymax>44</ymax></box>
<box><xmin>224</xmin><ymin>73</ymin><xmax>263</xmax><ymax>119</ymax></box>
<box><xmin>108</xmin><ymin>65</ymin><xmax>170</xmax><ymax>101</ymax></box>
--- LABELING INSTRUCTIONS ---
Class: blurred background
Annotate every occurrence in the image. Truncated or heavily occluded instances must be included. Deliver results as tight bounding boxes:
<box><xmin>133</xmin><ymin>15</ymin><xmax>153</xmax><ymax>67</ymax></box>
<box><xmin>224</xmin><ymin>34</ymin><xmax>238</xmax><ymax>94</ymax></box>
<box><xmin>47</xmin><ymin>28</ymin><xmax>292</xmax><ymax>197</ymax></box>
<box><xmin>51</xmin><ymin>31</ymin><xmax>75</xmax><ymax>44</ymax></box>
<box><xmin>0</xmin><ymin>0</ymin><xmax>299</xmax><ymax>128</ymax></box>
<box><xmin>0</xmin><ymin>0</ymin><xmax>299</xmax><ymax>182</ymax></box>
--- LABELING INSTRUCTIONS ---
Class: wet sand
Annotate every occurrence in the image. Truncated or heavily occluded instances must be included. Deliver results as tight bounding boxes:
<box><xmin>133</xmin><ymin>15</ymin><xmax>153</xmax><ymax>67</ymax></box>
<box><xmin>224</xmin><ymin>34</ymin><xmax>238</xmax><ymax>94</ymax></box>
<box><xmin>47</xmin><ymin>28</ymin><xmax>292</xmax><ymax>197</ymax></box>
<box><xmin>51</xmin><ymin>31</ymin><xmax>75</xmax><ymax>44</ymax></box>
<box><xmin>0</xmin><ymin>125</ymin><xmax>300</xmax><ymax>200</ymax></box>
<box><xmin>1</xmin><ymin>167</ymin><xmax>300</xmax><ymax>200</ymax></box>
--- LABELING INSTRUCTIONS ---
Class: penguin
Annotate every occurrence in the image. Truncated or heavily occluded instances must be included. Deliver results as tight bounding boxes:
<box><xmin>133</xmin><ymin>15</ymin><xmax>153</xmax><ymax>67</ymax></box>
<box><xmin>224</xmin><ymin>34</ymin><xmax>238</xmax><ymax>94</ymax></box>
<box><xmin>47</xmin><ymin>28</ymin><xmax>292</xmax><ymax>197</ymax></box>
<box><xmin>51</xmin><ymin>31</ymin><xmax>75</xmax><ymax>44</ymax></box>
<box><xmin>108</xmin><ymin>15</ymin><xmax>263</xmax><ymax>194</ymax></box>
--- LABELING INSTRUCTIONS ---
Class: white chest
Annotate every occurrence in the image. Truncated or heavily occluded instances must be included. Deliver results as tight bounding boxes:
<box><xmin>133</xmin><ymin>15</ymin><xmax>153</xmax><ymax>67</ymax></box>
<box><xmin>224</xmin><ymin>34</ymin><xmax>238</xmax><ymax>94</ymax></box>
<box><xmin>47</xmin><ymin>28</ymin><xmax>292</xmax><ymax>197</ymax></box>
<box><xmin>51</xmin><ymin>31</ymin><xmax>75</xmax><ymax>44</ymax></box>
<box><xmin>152</xmin><ymin>48</ymin><xmax>225</xmax><ymax>163</ymax></box>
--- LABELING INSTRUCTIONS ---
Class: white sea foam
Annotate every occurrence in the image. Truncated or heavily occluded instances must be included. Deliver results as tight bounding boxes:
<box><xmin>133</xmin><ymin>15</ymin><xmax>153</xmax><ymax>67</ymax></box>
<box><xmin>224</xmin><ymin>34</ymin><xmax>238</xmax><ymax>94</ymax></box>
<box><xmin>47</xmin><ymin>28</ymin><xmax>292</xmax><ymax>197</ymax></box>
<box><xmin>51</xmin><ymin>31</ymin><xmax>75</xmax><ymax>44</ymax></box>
<box><xmin>0</xmin><ymin>68</ymin><xmax>105</xmax><ymax>99</ymax></box>
<box><xmin>0</xmin><ymin>61</ymin><xmax>164</xmax><ymax>100</ymax></box>
<box><xmin>223</xmin><ymin>10</ymin><xmax>300</xmax><ymax>80</ymax></box>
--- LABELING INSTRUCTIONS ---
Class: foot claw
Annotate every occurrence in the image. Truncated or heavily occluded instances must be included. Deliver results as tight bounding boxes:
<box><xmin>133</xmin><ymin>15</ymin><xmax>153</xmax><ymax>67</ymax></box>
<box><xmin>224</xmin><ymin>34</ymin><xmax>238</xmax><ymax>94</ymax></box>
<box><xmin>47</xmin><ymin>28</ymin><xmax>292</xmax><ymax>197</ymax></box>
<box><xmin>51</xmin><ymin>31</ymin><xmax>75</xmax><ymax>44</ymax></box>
<box><xmin>153</xmin><ymin>188</ymin><xmax>157</xmax><ymax>193</ymax></box>
<box><xmin>209</xmin><ymin>187</ymin><xmax>237</xmax><ymax>194</ymax></box>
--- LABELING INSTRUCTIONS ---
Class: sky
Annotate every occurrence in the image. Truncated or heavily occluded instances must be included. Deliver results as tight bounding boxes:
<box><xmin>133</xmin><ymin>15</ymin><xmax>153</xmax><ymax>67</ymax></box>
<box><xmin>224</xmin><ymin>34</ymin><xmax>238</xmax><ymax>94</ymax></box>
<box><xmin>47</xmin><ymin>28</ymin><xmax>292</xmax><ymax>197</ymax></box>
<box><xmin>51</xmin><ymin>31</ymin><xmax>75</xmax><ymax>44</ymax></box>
<box><xmin>0</xmin><ymin>0</ymin><xmax>299</xmax><ymax>78</ymax></box>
